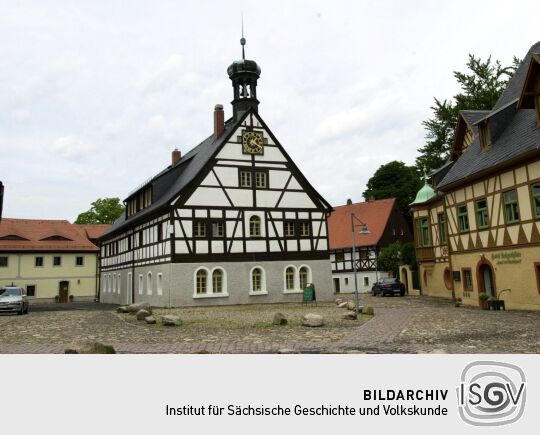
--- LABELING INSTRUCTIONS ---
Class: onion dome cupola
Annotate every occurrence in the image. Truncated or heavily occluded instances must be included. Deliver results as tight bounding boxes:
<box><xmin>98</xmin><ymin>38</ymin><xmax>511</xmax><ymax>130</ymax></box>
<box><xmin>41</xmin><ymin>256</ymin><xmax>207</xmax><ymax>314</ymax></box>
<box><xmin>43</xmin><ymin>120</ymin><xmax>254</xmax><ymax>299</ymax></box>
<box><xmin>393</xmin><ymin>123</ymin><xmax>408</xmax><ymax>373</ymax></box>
<box><xmin>410</xmin><ymin>169</ymin><xmax>438</xmax><ymax>205</ymax></box>
<box><xmin>227</xmin><ymin>31</ymin><xmax>261</xmax><ymax>120</ymax></box>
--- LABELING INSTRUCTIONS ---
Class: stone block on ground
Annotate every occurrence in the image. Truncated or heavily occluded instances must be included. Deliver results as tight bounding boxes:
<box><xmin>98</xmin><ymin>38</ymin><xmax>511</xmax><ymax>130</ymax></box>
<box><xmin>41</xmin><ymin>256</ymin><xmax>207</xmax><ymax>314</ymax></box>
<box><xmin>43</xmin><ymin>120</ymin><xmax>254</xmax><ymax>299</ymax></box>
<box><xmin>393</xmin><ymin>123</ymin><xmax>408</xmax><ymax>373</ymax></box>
<box><xmin>136</xmin><ymin>309</ymin><xmax>151</xmax><ymax>320</ymax></box>
<box><xmin>302</xmin><ymin>313</ymin><xmax>324</xmax><ymax>327</ymax></box>
<box><xmin>145</xmin><ymin>316</ymin><xmax>156</xmax><ymax>324</ymax></box>
<box><xmin>162</xmin><ymin>315</ymin><xmax>182</xmax><ymax>326</ymax></box>
<box><xmin>338</xmin><ymin>302</ymin><xmax>348</xmax><ymax>308</ymax></box>
<box><xmin>117</xmin><ymin>306</ymin><xmax>129</xmax><ymax>313</ymax></box>
<box><xmin>343</xmin><ymin>312</ymin><xmax>358</xmax><ymax>320</ymax></box>
<box><xmin>126</xmin><ymin>302</ymin><xmax>152</xmax><ymax>314</ymax></box>
<box><xmin>272</xmin><ymin>312</ymin><xmax>288</xmax><ymax>325</ymax></box>
<box><xmin>346</xmin><ymin>300</ymin><xmax>356</xmax><ymax>311</ymax></box>
<box><xmin>65</xmin><ymin>339</ymin><xmax>116</xmax><ymax>354</ymax></box>
<box><xmin>335</xmin><ymin>298</ymin><xmax>343</xmax><ymax>305</ymax></box>
<box><xmin>361</xmin><ymin>306</ymin><xmax>374</xmax><ymax>315</ymax></box>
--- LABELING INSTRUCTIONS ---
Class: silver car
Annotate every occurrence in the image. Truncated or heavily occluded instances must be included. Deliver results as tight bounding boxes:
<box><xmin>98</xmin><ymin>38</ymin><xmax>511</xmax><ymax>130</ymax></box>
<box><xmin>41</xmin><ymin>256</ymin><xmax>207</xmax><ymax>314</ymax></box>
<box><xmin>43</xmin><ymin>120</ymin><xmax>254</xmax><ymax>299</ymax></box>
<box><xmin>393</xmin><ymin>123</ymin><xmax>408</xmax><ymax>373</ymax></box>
<box><xmin>0</xmin><ymin>286</ymin><xmax>29</xmax><ymax>315</ymax></box>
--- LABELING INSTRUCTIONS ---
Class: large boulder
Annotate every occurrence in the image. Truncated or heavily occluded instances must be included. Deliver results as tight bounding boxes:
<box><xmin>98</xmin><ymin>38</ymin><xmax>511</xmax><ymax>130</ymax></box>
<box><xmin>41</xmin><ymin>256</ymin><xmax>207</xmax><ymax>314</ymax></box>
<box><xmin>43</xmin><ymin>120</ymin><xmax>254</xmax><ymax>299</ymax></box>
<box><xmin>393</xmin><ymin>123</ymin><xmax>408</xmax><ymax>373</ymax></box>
<box><xmin>136</xmin><ymin>309</ymin><xmax>151</xmax><ymax>320</ymax></box>
<box><xmin>126</xmin><ymin>302</ymin><xmax>152</xmax><ymax>314</ymax></box>
<box><xmin>162</xmin><ymin>315</ymin><xmax>182</xmax><ymax>326</ymax></box>
<box><xmin>335</xmin><ymin>298</ymin><xmax>343</xmax><ymax>305</ymax></box>
<box><xmin>346</xmin><ymin>300</ymin><xmax>356</xmax><ymax>311</ymax></box>
<box><xmin>145</xmin><ymin>316</ymin><xmax>157</xmax><ymax>325</ymax></box>
<box><xmin>343</xmin><ymin>312</ymin><xmax>357</xmax><ymax>320</ymax></box>
<box><xmin>361</xmin><ymin>306</ymin><xmax>375</xmax><ymax>316</ymax></box>
<box><xmin>116</xmin><ymin>306</ymin><xmax>129</xmax><ymax>313</ymax></box>
<box><xmin>302</xmin><ymin>313</ymin><xmax>324</xmax><ymax>327</ymax></box>
<box><xmin>65</xmin><ymin>339</ymin><xmax>116</xmax><ymax>354</ymax></box>
<box><xmin>273</xmin><ymin>312</ymin><xmax>288</xmax><ymax>326</ymax></box>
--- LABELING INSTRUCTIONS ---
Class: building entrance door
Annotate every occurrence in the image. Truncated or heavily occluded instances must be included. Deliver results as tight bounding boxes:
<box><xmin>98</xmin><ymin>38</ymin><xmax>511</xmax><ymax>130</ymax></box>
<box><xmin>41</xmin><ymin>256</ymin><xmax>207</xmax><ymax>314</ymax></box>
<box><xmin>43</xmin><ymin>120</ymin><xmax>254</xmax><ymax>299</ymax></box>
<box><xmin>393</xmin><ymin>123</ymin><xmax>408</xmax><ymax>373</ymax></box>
<box><xmin>59</xmin><ymin>281</ymin><xmax>69</xmax><ymax>303</ymax></box>
<box><xmin>333</xmin><ymin>278</ymin><xmax>340</xmax><ymax>293</ymax></box>
<box><xmin>480</xmin><ymin>264</ymin><xmax>495</xmax><ymax>297</ymax></box>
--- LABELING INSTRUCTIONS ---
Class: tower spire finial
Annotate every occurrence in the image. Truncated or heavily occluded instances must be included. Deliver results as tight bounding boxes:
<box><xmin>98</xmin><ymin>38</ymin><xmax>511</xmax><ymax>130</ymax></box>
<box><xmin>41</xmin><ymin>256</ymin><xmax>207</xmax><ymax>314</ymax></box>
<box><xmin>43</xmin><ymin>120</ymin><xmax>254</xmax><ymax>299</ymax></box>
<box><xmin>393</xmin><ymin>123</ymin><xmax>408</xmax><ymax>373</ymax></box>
<box><xmin>240</xmin><ymin>13</ymin><xmax>246</xmax><ymax>60</ymax></box>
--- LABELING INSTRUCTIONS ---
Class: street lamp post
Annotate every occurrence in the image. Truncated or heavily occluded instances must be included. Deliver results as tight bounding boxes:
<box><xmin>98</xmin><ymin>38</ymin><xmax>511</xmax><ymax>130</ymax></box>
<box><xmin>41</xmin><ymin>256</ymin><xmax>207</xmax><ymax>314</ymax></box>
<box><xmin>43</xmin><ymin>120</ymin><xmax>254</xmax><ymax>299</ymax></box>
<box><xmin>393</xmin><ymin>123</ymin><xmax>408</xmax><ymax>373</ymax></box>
<box><xmin>351</xmin><ymin>212</ymin><xmax>370</xmax><ymax>318</ymax></box>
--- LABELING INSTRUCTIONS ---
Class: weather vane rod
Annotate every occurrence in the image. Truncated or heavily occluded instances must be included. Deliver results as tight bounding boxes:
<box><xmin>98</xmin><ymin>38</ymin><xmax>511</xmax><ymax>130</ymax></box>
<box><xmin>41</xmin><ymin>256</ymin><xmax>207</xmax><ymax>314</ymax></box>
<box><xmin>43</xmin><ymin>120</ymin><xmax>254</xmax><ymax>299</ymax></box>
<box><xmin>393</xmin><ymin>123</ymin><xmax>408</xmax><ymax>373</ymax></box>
<box><xmin>240</xmin><ymin>12</ymin><xmax>246</xmax><ymax>60</ymax></box>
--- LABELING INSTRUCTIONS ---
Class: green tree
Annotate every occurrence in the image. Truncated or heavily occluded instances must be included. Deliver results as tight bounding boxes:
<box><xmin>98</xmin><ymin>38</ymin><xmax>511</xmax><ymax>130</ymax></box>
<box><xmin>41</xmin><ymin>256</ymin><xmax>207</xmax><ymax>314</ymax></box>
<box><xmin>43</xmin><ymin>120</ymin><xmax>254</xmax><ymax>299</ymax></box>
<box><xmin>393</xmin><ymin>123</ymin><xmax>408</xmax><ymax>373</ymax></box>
<box><xmin>75</xmin><ymin>197</ymin><xmax>124</xmax><ymax>224</ymax></box>
<box><xmin>363</xmin><ymin>161</ymin><xmax>422</xmax><ymax>214</ymax></box>
<box><xmin>416</xmin><ymin>54</ymin><xmax>520</xmax><ymax>173</ymax></box>
<box><xmin>377</xmin><ymin>241</ymin><xmax>416</xmax><ymax>276</ymax></box>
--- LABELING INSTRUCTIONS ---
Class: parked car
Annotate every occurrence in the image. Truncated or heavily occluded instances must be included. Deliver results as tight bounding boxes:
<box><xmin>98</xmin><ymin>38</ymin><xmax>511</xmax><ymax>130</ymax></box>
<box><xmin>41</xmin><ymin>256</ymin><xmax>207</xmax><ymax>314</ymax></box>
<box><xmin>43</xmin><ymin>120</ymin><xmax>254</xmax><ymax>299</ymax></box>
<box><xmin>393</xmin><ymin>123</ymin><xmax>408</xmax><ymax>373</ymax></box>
<box><xmin>371</xmin><ymin>278</ymin><xmax>405</xmax><ymax>297</ymax></box>
<box><xmin>0</xmin><ymin>286</ymin><xmax>29</xmax><ymax>315</ymax></box>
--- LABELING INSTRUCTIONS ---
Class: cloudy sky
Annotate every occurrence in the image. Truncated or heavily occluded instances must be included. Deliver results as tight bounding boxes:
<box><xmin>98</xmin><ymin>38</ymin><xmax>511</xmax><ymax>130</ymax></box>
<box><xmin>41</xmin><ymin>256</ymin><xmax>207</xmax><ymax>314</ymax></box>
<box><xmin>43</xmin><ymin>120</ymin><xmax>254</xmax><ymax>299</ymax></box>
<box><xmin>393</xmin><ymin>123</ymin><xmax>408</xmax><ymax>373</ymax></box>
<box><xmin>1</xmin><ymin>0</ymin><xmax>539</xmax><ymax>220</ymax></box>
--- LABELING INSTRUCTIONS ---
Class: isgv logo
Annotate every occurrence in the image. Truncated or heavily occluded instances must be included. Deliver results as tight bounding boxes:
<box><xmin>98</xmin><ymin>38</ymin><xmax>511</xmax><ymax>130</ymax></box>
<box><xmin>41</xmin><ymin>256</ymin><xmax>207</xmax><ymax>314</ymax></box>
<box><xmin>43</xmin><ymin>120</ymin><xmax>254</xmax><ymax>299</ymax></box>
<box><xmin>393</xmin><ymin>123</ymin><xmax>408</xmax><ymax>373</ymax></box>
<box><xmin>457</xmin><ymin>361</ymin><xmax>526</xmax><ymax>426</ymax></box>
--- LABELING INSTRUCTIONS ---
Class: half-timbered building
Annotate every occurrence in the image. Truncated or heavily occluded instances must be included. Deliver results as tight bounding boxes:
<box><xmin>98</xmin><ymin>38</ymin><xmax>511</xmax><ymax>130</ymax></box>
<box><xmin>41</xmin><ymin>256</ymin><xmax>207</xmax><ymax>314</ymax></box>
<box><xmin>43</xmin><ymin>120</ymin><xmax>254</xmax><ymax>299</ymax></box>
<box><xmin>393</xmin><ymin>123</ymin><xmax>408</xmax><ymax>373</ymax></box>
<box><xmin>410</xmin><ymin>40</ymin><xmax>540</xmax><ymax>310</ymax></box>
<box><xmin>328</xmin><ymin>198</ymin><xmax>412</xmax><ymax>293</ymax></box>
<box><xmin>99</xmin><ymin>38</ymin><xmax>333</xmax><ymax>307</ymax></box>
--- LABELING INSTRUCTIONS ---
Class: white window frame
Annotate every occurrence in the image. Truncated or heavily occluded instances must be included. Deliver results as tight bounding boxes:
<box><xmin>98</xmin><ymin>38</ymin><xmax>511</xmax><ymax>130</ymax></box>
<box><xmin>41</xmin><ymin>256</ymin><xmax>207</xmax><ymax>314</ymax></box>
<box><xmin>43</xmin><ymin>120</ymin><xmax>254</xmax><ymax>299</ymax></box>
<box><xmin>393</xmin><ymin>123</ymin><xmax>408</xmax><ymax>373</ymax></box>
<box><xmin>157</xmin><ymin>273</ymin><xmax>163</xmax><ymax>296</ymax></box>
<box><xmin>193</xmin><ymin>266</ymin><xmax>228</xmax><ymax>298</ymax></box>
<box><xmin>298</xmin><ymin>264</ymin><xmax>312</xmax><ymax>290</ymax></box>
<box><xmin>138</xmin><ymin>274</ymin><xmax>143</xmax><ymax>295</ymax></box>
<box><xmin>117</xmin><ymin>274</ymin><xmax>121</xmax><ymax>294</ymax></box>
<box><xmin>283</xmin><ymin>265</ymin><xmax>301</xmax><ymax>293</ymax></box>
<box><xmin>249</xmin><ymin>266</ymin><xmax>267</xmax><ymax>295</ymax></box>
<box><xmin>147</xmin><ymin>272</ymin><xmax>153</xmax><ymax>295</ymax></box>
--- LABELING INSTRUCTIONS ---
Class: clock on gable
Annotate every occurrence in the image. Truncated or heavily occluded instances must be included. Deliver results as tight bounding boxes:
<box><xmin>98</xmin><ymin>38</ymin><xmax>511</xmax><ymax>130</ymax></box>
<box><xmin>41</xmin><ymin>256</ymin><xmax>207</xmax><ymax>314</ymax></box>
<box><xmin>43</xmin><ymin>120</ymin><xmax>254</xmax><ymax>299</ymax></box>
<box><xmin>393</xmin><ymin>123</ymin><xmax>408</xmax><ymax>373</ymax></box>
<box><xmin>241</xmin><ymin>130</ymin><xmax>264</xmax><ymax>155</ymax></box>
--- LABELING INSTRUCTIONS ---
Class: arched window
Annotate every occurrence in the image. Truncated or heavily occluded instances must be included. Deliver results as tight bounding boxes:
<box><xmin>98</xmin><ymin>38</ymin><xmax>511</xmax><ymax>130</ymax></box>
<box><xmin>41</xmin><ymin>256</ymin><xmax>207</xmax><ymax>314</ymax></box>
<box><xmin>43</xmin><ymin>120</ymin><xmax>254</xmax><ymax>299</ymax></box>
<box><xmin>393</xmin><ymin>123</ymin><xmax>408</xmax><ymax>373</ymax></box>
<box><xmin>157</xmin><ymin>273</ymin><xmax>163</xmax><ymax>296</ymax></box>
<box><xmin>249</xmin><ymin>216</ymin><xmax>261</xmax><ymax>237</ymax></box>
<box><xmin>117</xmin><ymin>274</ymin><xmax>121</xmax><ymax>294</ymax></box>
<box><xmin>252</xmin><ymin>268</ymin><xmax>262</xmax><ymax>292</ymax></box>
<box><xmin>147</xmin><ymin>272</ymin><xmax>152</xmax><ymax>295</ymax></box>
<box><xmin>196</xmin><ymin>269</ymin><xmax>207</xmax><ymax>294</ymax></box>
<box><xmin>285</xmin><ymin>266</ymin><xmax>295</xmax><ymax>290</ymax></box>
<box><xmin>212</xmin><ymin>269</ymin><xmax>223</xmax><ymax>293</ymax></box>
<box><xmin>138</xmin><ymin>274</ymin><xmax>143</xmax><ymax>295</ymax></box>
<box><xmin>299</xmin><ymin>266</ymin><xmax>309</xmax><ymax>290</ymax></box>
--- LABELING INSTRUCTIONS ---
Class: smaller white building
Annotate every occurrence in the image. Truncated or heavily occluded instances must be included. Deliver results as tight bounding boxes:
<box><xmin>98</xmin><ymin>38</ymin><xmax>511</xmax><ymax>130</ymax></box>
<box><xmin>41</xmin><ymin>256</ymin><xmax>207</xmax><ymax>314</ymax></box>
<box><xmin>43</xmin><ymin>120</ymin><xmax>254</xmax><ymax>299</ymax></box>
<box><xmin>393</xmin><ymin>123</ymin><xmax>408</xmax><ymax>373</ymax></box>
<box><xmin>327</xmin><ymin>198</ymin><xmax>413</xmax><ymax>294</ymax></box>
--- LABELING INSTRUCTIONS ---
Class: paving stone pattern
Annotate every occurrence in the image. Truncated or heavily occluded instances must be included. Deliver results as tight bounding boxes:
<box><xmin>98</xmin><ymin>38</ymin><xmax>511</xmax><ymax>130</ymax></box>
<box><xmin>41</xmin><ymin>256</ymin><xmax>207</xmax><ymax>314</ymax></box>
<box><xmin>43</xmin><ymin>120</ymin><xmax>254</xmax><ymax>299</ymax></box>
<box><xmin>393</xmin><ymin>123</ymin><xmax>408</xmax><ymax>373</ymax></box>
<box><xmin>1</xmin><ymin>295</ymin><xmax>539</xmax><ymax>354</ymax></box>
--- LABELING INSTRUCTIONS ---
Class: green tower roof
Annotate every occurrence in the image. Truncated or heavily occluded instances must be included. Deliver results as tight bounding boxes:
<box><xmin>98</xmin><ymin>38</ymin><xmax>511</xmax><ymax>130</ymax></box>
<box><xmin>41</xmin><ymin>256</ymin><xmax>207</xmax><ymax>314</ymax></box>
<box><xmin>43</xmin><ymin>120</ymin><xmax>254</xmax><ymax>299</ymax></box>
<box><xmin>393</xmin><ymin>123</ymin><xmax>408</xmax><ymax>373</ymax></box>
<box><xmin>410</xmin><ymin>172</ymin><xmax>438</xmax><ymax>206</ymax></box>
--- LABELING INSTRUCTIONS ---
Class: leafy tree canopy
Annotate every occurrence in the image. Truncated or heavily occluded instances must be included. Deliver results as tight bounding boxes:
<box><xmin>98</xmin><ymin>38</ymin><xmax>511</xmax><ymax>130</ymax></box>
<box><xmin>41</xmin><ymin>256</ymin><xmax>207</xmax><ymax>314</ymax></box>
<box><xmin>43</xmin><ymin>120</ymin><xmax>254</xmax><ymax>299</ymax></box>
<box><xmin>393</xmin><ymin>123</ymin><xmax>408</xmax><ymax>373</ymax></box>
<box><xmin>416</xmin><ymin>54</ymin><xmax>520</xmax><ymax>173</ymax></box>
<box><xmin>363</xmin><ymin>161</ymin><xmax>422</xmax><ymax>214</ymax></box>
<box><xmin>377</xmin><ymin>241</ymin><xmax>416</xmax><ymax>277</ymax></box>
<box><xmin>75</xmin><ymin>197</ymin><xmax>124</xmax><ymax>224</ymax></box>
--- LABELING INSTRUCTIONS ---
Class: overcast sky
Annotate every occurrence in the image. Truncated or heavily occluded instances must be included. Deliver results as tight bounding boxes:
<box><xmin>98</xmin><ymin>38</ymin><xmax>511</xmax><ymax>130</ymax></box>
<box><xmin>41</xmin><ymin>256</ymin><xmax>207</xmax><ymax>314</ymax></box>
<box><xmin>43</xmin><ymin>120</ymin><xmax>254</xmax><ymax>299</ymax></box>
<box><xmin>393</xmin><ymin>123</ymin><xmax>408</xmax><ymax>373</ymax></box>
<box><xmin>1</xmin><ymin>0</ymin><xmax>539</xmax><ymax>221</ymax></box>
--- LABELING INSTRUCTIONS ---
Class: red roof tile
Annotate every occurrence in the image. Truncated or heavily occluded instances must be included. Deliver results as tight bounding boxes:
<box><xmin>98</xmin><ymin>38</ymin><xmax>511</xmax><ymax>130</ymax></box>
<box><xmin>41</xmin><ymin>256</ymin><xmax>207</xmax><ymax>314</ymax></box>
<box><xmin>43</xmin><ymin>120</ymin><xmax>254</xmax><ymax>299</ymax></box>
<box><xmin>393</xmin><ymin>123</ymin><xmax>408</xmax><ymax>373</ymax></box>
<box><xmin>328</xmin><ymin>198</ymin><xmax>396</xmax><ymax>249</ymax></box>
<box><xmin>0</xmin><ymin>219</ymin><xmax>109</xmax><ymax>252</ymax></box>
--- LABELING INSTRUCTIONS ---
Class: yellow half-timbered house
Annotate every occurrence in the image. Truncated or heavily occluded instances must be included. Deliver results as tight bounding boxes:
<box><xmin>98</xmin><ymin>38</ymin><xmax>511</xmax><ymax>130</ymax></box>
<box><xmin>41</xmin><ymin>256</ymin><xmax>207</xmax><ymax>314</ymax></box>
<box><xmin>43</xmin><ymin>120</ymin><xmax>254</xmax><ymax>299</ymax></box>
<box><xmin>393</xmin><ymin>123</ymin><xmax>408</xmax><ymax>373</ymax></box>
<box><xmin>411</xmin><ymin>41</ymin><xmax>540</xmax><ymax>310</ymax></box>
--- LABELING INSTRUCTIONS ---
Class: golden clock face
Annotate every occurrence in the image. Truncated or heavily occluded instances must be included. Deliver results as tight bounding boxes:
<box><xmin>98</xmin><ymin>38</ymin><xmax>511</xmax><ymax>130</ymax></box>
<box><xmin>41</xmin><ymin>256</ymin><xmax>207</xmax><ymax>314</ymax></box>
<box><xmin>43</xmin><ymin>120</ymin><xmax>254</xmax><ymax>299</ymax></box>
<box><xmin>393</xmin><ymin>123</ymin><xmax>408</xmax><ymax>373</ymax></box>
<box><xmin>242</xmin><ymin>131</ymin><xmax>264</xmax><ymax>155</ymax></box>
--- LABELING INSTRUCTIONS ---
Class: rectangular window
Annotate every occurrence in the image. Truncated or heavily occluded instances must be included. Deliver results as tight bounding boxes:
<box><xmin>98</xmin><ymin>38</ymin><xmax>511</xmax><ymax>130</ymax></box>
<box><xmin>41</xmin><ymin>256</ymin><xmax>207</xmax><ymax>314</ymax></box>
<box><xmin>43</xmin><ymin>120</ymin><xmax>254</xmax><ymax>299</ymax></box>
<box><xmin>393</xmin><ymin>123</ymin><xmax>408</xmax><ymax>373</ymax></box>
<box><xmin>531</xmin><ymin>183</ymin><xmax>540</xmax><ymax>218</ymax></box>
<box><xmin>255</xmin><ymin>171</ymin><xmax>267</xmax><ymax>188</ymax></box>
<box><xmin>157</xmin><ymin>224</ymin><xmax>163</xmax><ymax>242</ymax></box>
<box><xmin>240</xmin><ymin>171</ymin><xmax>252</xmax><ymax>187</ymax></box>
<box><xmin>344</xmin><ymin>277</ymin><xmax>349</xmax><ymax>285</ymax></box>
<box><xmin>35</xmin><ymin>256</ymin><xmax>44</xmax><ymax>267</ymax></box>
<box><xmin>437</xmin><ymin>213</ymin><xmax>447</xmax><ymax>244</ymax></box>
<box><xmin>462</xmin><ymin>269</ymin><xmax>473</xmax><ymax>291</ymax></box>
<box><xmin>194</xmin><ymin>221</ymin><xmax>206</xmax><ymax>237</ymax></box>
<box><xmin>211</xmin><ymin>221</ymin><xmax>225</xmax><ymax>237</ymax></box>
<box><xmin>479</xmin><ymin>121</ymin><xmax>492</xmax><ymax>149</ymax></box>
<box><xmin>75</xmin><ymin>256</ymin><xmax>84</xmax><ymax>266</ymax></box>
<box><xmin>0</xmin><ymin>256</ymin><xmax>7</xmax><ymax>267</ymax></box>
<box><xmin>475</xmin><ymin>198</ymin><xmax>489</xmax><ymax>229</ymax></box>
<box><xmin>26</xmin><ymin>285</ymin><xmax>36</xmax><ymax>297</ymax></box>
<box><xmin>284</xmin><ymin>221</ymin><xmax>295</xmax><ymax>237</ymax></box>
<box><xmin>420</xmin><ymin>218</ymin><xmax>431</xmax><ymax>246</ymax></box>
<box><xmin>138</xmin><ymin>275</ymin><xmax>143</xmax><ymax>295</ymax></box>
<box><xmin>139</xmin><ymin>231</ymin><xmax>144</xmax><ymax>247</ymax></box>
<box><xmin>457</xmin><ymin>205</ymin><xmax>469</xmax><ymax>232</ymax></box>
<box><xmin>335</xmin><ymin>252</ymin><xmax>344</xmax><ymax>262</ymax></box>
<box><xmin>300</xmin><ymin>222</ymin><xmax>310</xmax><ymax>237</ymax></box>
<box><xmin>363</xmin><ymin>277</ymin><xmax>369</xmax><ymax>287</ymax></box>
<box><xmin>53</xmin><ymin>256</ymin><xmax>62</xmax><ymax>266</ymax></box>
<box><xmin>503</xmin><ymin>189</ymin><xmax>520</xmax><ymax>223</ymax></box>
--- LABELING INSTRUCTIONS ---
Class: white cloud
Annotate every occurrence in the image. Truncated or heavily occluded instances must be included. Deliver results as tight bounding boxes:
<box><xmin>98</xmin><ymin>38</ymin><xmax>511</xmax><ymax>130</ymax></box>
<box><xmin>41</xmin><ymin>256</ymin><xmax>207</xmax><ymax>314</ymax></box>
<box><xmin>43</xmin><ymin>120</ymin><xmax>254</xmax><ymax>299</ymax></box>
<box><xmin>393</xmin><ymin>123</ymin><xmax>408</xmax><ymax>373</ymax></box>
<box><xmin>50</xmin><ymin>136</ymin><xmax>92</xmax><ymax>159</ymax></box>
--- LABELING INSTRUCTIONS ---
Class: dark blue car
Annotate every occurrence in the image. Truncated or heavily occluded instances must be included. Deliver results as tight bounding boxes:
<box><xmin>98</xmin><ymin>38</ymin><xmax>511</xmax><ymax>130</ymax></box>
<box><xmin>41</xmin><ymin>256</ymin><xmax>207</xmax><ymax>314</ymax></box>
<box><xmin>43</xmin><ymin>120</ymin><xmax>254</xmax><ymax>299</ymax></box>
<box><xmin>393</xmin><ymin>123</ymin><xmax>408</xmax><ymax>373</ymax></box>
<box><xmin>371</xmin><ymin>278</ymin><xmax>405</xmax><ymax>297</ymax></box>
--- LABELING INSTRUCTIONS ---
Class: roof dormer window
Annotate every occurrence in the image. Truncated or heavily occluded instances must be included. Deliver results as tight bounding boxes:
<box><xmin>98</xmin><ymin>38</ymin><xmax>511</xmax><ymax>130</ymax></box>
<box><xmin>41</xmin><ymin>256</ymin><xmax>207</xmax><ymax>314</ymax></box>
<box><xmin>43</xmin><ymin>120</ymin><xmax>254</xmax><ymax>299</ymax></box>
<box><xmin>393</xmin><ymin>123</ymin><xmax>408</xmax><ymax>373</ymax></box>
<box><xmin>126</xmin><ymin>186</ymin><xmax>153</xmax><ymax>218</ymax></box>
<box><xmin>535</xmin><ymin>93</ymin><xmax>540</xmax><ymax>125</ymax></box>
<box><xmin>479</xmin><ymin>121</ymin><xmax>492</xmax><ymax>150</ymax></box>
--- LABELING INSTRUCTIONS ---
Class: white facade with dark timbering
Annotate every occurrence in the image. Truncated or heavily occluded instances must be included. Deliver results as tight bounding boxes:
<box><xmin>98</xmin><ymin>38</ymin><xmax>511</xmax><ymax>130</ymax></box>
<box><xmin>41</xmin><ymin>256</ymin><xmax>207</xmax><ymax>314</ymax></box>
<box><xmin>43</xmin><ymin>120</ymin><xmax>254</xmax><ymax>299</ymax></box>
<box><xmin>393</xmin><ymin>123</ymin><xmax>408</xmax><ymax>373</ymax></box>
<box><xmin>99</xmin><ymin>40</ymin><xmax>333</xmax><ymax>306</ymax></box>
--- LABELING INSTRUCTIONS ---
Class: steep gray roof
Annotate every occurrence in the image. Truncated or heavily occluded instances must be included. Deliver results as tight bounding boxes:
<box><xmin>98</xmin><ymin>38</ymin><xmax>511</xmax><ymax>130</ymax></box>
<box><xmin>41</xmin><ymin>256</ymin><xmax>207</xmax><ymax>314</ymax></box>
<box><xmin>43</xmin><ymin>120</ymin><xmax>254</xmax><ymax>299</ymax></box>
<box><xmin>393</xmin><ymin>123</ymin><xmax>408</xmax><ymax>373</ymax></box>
<box><xmin>461</xmin><ymin>110</ymin><xmax>490</xmax><ymax>128</ymax></box>
<box><xmin>102</xmin><ymin>116</ymin><xmax>243</xmax><ymax>237</ymax></box>
<box><xmin>438</xmin><ymin>41</ymin><xmax>540</xmax><ymax>190</ymax></box>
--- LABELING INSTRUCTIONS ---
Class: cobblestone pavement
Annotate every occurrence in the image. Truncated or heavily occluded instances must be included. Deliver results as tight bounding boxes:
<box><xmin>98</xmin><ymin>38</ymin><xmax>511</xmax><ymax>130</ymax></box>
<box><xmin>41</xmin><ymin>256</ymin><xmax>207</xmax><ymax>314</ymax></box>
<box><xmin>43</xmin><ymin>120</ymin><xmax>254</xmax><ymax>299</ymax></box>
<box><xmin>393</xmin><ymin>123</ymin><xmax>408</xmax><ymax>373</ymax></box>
<box><xmin>0</xmin><ymin>295</ymin><xmax>539</xmax><ymax>353</ymax></box>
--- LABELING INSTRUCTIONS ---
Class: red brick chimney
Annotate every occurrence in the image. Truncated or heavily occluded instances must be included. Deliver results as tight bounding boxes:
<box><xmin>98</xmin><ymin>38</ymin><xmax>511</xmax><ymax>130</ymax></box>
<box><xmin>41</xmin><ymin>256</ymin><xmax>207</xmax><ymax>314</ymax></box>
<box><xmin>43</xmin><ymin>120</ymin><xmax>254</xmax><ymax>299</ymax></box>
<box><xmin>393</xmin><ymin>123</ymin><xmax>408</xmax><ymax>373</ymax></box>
<box><xmin>172</xmin><ymin>149</ymin><xmax>181</xmax><ymax>167</ymax></box>
<box><xmin>214</xmin><ymin>104</ymin><xmax>224</xmax><ymax>139</ymax></box>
